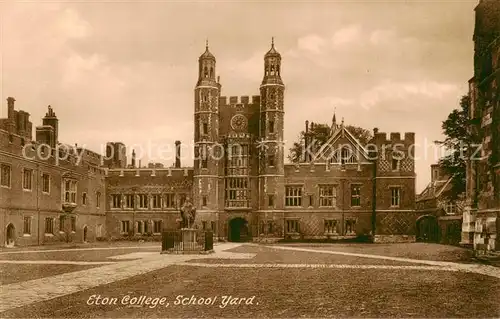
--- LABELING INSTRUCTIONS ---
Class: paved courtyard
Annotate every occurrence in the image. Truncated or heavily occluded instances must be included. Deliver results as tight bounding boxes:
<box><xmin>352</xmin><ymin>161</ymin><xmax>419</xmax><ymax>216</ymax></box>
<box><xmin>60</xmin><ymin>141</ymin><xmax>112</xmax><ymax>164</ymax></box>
<box><xmin>0</xmin><ymin>242</ymin><xmax>499</xmax><ymax>318</ymax></box>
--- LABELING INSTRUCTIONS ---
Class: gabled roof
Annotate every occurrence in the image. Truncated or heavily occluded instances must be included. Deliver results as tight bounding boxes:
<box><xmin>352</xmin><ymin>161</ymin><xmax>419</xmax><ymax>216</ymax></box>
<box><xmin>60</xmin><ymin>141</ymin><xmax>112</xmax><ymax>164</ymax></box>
<box><xmin>311</xmin><ymin>123</ymin><xmax>370</xmax><ymax>163</ymax></box>
<box><xmin>416</xmin><ymin>177</ymin><xmax>452</xmax><ymax>202</ymax></box>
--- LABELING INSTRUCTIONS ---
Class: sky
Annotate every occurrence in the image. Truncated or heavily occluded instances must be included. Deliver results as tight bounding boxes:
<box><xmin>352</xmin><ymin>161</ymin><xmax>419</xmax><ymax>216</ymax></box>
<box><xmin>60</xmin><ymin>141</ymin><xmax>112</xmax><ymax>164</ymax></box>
<box><xmin>0</xmin><ymin>0</ymin><xmax>478</xmax><ymax>192</ymax></box>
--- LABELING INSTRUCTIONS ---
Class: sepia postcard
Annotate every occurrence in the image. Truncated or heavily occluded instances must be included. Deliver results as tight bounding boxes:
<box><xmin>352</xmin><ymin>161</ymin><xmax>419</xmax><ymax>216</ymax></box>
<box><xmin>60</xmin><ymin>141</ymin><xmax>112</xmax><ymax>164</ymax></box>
<box><xmin>0</xmin><ymin>0</ymin><xmax>499</xmax><ymax>318</ymax></box>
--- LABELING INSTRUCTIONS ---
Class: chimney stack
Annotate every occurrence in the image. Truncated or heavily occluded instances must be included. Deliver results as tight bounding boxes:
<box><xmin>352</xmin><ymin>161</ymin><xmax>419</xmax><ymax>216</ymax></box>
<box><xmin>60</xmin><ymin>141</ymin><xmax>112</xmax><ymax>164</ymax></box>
<box><xmin>175</xmin><ymin>140</ymin><xmax>181</xmax><ymax>168</ymax></box>
<box><xmin>131</xmin><ymin>149</ymin><xmax>136</xmax><ymax>168</ymax></box>
<box><xmin>7</xmin><ymin>97</ymin><xmax>15</xmax><ymax>120</ymax></box>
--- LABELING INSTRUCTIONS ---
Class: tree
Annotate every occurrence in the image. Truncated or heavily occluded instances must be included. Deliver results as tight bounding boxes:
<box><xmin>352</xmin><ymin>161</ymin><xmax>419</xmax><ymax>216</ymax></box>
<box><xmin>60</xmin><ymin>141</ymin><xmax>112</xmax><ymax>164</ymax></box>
<box><xmin>288</xmin><ymin>123</ymin><xmax>372</xmax><ymax>163</ymax></box>
<box><xmin>435</xmin><ymin>95</ymin><xmax>477</xmax><ymax>200</ymax></box>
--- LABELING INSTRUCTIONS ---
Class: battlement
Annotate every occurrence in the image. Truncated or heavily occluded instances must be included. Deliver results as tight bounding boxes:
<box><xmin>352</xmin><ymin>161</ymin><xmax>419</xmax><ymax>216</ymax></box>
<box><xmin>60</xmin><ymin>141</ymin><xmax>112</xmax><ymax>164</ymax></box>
<box><xmin>106</xmin><ymin>167</ymin><xmax>194</xmax><ymax>179</ymax></box>
<box><xmin>372</xmin><ymin>132</ymin><xmax>415</xmax><ymax>146</ymax></box>
<box><xmin>219</xmin><ymin>95</ymin><xmax>260</xmax><ymax>106</ymax></box>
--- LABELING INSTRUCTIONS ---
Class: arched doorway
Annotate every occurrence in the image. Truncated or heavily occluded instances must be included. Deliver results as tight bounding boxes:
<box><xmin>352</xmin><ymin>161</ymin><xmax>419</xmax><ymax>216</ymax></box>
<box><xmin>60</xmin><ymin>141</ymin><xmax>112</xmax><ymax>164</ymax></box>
<box><xmin>83</xmin><ymin>226</ymin><xmax>88</xmax><ymax>242</ymax></box>
<box><xmin>416</xmin><ymin>215</ymin><xmax>440</xmax><ymax>243</ymax></box>
<box><xmin>6</xmin><ymin>223</ymin><xmax>15</xmax><ymax>247</ymax></box>
<box><xmin>228</xmin><ymin>218</ymin><xmax>249</xmax><ymax>242</ymax></box>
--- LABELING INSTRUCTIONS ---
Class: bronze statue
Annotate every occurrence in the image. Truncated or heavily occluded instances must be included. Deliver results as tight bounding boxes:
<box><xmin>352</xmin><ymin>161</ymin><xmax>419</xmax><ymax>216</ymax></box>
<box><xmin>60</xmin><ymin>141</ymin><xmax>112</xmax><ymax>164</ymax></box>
<box><xmin>179</xmin><ymin>197</ymin><xmax>196</xmax><ymax>228</ymax></box>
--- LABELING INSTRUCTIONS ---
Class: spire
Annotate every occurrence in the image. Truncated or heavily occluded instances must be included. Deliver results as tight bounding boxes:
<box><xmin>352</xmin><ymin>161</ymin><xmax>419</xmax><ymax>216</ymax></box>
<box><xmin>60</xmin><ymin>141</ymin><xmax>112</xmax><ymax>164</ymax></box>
<box><xmin>199</xmin><ymin>40</ymin><xmax>215</xmax><ymax>61</ymax></box>
<box><xmin>206</xmin><ymin>38</ymin><xmax>209</xmax><ymax>50</ymax></box>
<box><xmin>265</xmin><ymin>37</ymin><xmax>280</xmax><ymax>58</ymax></box>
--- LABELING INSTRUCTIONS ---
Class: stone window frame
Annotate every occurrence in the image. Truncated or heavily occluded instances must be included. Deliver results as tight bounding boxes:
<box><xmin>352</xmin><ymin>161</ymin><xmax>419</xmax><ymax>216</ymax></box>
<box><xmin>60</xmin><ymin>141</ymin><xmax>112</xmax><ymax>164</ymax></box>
<box><xmin>318</xmin><ymin>184</ymin><xmax>337</xmax><ymax>207</ymax></box>
<box><xmin>96</xmin><ymin>192</ymin><xmax>101</xmax><ymax>209</ymax></box>
<box><xmin>202</xmin><ymin>195</ymin><xmax>208</xmax><ymax>207</ymax></box>
<box><xmin>138</xmin><ymin>194</ymin><xmax>149</xmax><ymax>209</ymax></box>
<box><xmin>350</xmin><ymin>183</ymin><xmax>362</xmax><ymax>207</ymax></box>
<box><xmin>22</xmin><ymin>168</ymin><xmax>33</xmax><ymax>191</ymax></box>
<box><xmin>151</xmin><ymin>193</ymin><xmax>162</xmax><ymax>209</ymax></box>
<box><xmin>23</xmin><ymin>216</ymin><xmax>32</xmax><ymax>236</ymax></box>
<box><xmin>0</xmin><ymin>163</ymin><xmax>11</xmax><ymax>188</ymax></box>
<box><xmin>164</xmin><ymin>193</ymin><xmax>175</xmax><ymax>208</ymax></box>
<box><xmin>124</xmin><ymin>194</ymin><xmax>135</xmax><ymax>210</ymax></box>
<box><xmin>285</xmin><ymin>218</ymin><xmax>300</xmax><ymax>234</ymax></box>
<box><xmin>62</xmin><ymin>179</ymin><xmax>77</xmax><ymax>204</ymax></box>
<box><xmin>285</xmin><ymin>185</ymin><xmax>303</xmax><ymax>207</ymax></box>
<box><xmin>389</xmin><ymin>186</ymin><xmax>401</xmax><ymax>207</ymax></box>
<box><xmin>153</xmin><ymin>220</ymin><xmax>163</xmax><ymax>234</ymax></box>
<box><xmin>121</xmin><ymin>220</ymin><xmax>130</xmax><ymax>234</ymax></box>
<box><xmin>345</xmin><ymin>218</ymin><xmax>357</xmax><ymax>235</ymax></box>
<box><xmin>268</xmin><ymin>194</ymin><xmax>275</xmax><ymax>208</ymax></box>
<box><xmin>324</xmin><ymin>219</ymin><xmax>338</xmax><ymax>235</ymax></box>
<box><xmin>111</xmin><ymin>194</ymin><xmax>122</xmax><ymax>209</ymax></box>
<box><xmin>44</xmin><ymin>217</ymin><xmax>54</xmax><ymax>235</ymax></box>
<box><xmin>82</xmin><ymin>192</ymin><xmax>88</xmax><ymax>206</ymax></box>
<box><xmin>59</xmin><ymin>215</ymin><xmax>65</xmax><ymax>233</ymax></box>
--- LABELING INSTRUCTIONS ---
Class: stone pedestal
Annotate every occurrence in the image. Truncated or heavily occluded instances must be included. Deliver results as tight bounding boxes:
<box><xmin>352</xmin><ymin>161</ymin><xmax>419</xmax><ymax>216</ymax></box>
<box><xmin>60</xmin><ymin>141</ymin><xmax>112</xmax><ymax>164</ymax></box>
<box><xmin>181</xmin><ymin>228</ymin><xmax>197</xmax><ymax>244</ymax></box>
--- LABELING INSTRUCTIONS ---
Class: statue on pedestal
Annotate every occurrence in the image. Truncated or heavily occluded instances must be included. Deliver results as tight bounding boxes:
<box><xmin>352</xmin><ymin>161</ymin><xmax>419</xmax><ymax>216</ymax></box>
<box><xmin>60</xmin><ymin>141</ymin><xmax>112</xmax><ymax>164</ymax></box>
<box><xmin>179</xmin><ymin>197</ymin><xmax>197</xmax><ymax>229</ymax></box>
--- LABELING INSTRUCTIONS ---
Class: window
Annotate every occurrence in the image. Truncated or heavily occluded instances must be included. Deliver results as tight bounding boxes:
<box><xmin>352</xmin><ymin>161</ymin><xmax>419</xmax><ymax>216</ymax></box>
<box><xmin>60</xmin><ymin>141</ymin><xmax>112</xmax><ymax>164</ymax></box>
<box><xmin>1</xmin><ymin>164</ymin><xmax>11</xmax><ymax>187</ymax></box>
<box><xmin>82</xmin><ymin>192</ymin><xmax>87</xmax><ymax>205</ymax></box>
<box><xmin>225</xmin><ymin>177</ymin><xmax>249</xmax><ymax>208</ymax></box>
<box><xmin>71</xmin><ymin>217</ymin><xmax>76</xmax><ymax>232</ymax></box>
<box><xmin>285</xmin><ymin>219</ymin><xmax>299</xmax><ymax>234</ymax></box>
<box><xmin>96</xmin><ymin>224</ymin><xmax>103</xmax><ymax>238</ymax></box>
<box><xmin>59</xmin><ymin>215</ymin><xmax>65</xmax><ymax>232</ymax></box>
<box><xmin>351</xmin><ymin>185</ymin><xmax>361</xmax><ymax>207</ymax></box>
<box><xmin>152</xmin><ymin>194</ymin><xmax>162</xmax><ymax>208</ymax></box>
<box><xmin>445</xmin><ymin>202</ymin><xmax>456</xmax><ymax>215</ymax></box>
<box><xmin>154</xmin><ymin>220</ymin><xmax>162</xmax><ymax>233</ymax></box>
<box><xmin>96</xmin><ymin>192</ymin><xmax>101</xmax><ymax>208</ymax></box>
<box><xmin>144</xmin><ymin>220</ymin><xmax>149</xmax><ymax>233</ymax></box>
<box><xmin>23</xmin><ymin>169</ymin><xmax>33</xmax><ymax>190</ymax></box>
<box><xmin>324</xmin><ymin>220</ymin><xmax>338</xmax><ymax>235</ymax></box>
<box><xmin>268</xmin><ymin>194</ymin><xmax>274</xmax><ymax>207</ymax></box>
<box><xmin>45</xmin><ymin>218</ymin><xmax>54</xmax><ymax>234</ymax></box>
<box><xmin>211</xmin><ymin>221</ymin><xmax>216</xmax><ymax>231</ymax></box>
<box><xmin>392</xmin><ymin>158</ymin><xmax>400</xmax><ymax>171</ymax></box>
<box><xmin>138</xmin><ymin>194</ymin><xmax>148</xmax><ymax>209</ymax></box>
<box><xmin>390</xmin><ymin>187</ymin><xmax>401</xmax><ymax>207</ymax></box>
<box><xmin>202</xmin><ymin>123</ymin><xmax>208</xmax><ymax>135</ymax></box>
<box><xmin>202</xmin><ymin>196</ymin><xmax>207</xmax><ymax>207</ymax></box>
<box><xmin>112</xmin><ymin>194</ymin><xmax>122</xmax><ymax>208</ymax></box>
<box><xmin>340</xmin><ymin>147</ymin><xmax>356</xmax><ymax>164</ymax></box>
<box><xmin>268</xmin><ymin>155</ymin><xmax>275</xmax><ymax>167</ymax></box>
<box><xmin>124</xmin><ymin>194</ymin><xmax>135</xmax><ymax>209</ymax></box>
<box><xmin>137</xmin><ymin>221</ymin><xmax>143</xmax><ymax>234</ymax></box>
<box><xmin>202</xmin><ymin>221</ymin><xmax>207</xmax><ymax>230</ymax></box>
<box><xmin>121</xmin><ymin>220</ymin><xmax>130</xmax><ymax>233</ymax></box>
<box><xmin>63</xmin><ymin>179</ymin><xmax>77</xmax><ymax>204</ymax></box>
<box><xmin>41</xmin><ymin>173</ymin><xmax>50</xmax><ymax>193</ymax></box>
<box><xmin>319</xmin><ymin>185</ymin><xmax>336</xmax><ymax>207</ymax></box>
<box><xmin>309</xmin><ymin>194</ymin><xmax>314</xmax><ymax>207</ymax></box>
<box><xmin>164</xmin><ymin>193</ymin><xmax>175</xmax><ymax>208</ymax></box>
<box><xmin>345</xmin><ymin>219</ymin><xmax>356</xmax><ymax>235</ymax></box>
<box><xmin>23</xmin><ymin>217</ymin><xmax>31</xmax><ymax>235</ymax></box>
<box><xmin>269</xmin><ymin>120</ymin><xmax>275</xmax><ymax>133</ymax></box>
<box><xmin>202</xmin><ymin>158</ymin><xmax>208</xmax><ymax>169</ymax></box>
<box><xmin>285</xmin><ymin>186</ymin><xmax>302</xmax><ymax>207</ymax></box>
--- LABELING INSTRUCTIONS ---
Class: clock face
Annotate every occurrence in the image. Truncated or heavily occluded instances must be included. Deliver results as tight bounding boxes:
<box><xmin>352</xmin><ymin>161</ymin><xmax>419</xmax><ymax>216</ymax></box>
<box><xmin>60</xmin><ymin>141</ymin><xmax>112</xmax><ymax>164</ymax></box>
<box><xmin>230</xmin><ymin>114</ymin><xmax>248</xmax><ymax>131</ymax></box>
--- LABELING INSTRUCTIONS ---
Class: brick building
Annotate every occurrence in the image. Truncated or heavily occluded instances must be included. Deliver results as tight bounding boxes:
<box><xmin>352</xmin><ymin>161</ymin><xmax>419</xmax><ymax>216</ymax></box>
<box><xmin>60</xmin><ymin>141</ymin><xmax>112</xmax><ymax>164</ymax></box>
<box><xmin>0</xmin><ymin>100</ymin><xmax>106</xmax><ymax>247</ymax></box>
<box><xmin>105</xmin><ymin>41</ymin><xmax>417</xmax><ymax>243</ymax></box>
<box><xmin>463</xmin><ymin>0</ymin><xmax>500</xmax><ymax>252</ymax></box>
<box><xmin>1</xmin><ymin>41</ymin><xmax>417</xmax><ymax>247</ymax></box>
<box><xmin>416</xmin><ymin>164</ymin><xmax>464</xmax><ymax>245</ymax></box>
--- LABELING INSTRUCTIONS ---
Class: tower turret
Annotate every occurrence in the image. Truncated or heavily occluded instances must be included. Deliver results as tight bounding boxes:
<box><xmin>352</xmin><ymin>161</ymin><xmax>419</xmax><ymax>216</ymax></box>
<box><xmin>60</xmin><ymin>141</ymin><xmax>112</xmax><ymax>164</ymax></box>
<box><xmin>194</xmin><ymin>41</ymin><xmax>221</xmax><ymax>213</ymax></box>
<box><xmin>259</xmin><ymin>38</ymin><xmax>285</xmax><ymax>211</ymax></box>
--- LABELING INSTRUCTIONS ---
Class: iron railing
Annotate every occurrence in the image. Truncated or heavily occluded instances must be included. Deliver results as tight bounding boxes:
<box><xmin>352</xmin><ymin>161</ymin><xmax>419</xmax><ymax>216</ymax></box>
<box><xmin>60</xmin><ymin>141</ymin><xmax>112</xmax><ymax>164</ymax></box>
<box><xmin>162</xmin><ymin>230</ymin><xmax>213</xmax><ymax>253</ymax></box>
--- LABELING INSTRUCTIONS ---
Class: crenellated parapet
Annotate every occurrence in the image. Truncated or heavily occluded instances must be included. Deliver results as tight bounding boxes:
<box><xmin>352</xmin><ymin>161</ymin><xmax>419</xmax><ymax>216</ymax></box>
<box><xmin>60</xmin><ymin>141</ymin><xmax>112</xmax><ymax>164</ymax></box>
<box><xmin>219</xmin><ymin>95</ymin><xmax>261</xmax><ymax>107</ymax></box>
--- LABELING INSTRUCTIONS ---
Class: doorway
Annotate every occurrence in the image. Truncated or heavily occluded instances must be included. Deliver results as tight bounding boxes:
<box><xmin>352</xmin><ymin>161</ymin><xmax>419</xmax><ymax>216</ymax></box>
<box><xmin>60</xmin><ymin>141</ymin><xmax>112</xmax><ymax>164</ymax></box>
<box><xmin>416</xmin><ymin>215</ymin><xmax>440</xmax><ymax>243</ymax></box>
<box><xmin>228</xmin><ymin>218</ymin><xmax>249</xmax><ymax>242</ymax></box>
<box><xmin>6</xmin><ymin>223</ymin><xmax>15</xmax><ymax>247</ymax></box>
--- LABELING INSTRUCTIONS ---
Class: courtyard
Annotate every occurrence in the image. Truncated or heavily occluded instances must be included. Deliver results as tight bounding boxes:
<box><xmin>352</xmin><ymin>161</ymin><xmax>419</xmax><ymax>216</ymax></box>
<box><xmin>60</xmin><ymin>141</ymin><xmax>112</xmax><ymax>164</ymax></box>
<box><xmin>0</xmin><ymin>242</ymin><xmax>499</xmax><ymax>318</ymax></box>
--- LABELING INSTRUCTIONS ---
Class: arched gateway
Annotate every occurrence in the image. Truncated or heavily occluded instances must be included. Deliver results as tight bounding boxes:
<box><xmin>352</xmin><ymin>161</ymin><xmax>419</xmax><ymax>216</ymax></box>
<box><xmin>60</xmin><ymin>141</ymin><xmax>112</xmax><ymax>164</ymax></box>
<box><xmin>228</xmin><ymin>218</ymin><xmax>250</xmax><ymax>242</ymax></box>
<box><xmin>416</xmin><ymin>215</ymin><xmax>440</xmax><ymax>243</ymax></box>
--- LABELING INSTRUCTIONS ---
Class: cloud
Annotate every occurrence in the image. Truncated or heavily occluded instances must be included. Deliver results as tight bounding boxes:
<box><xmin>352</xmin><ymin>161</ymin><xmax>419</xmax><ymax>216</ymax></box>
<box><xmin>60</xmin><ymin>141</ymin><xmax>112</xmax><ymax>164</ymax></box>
<box><xmin>331</xmin><ymin>25</ymin><xmax>362</xmax><ymax>46</ymax></box>
<box><xmin>359</xmin><ymin>80</ymin><xmax>459</xmax><ymax>110</ymax></box>
<box><xmin>297</xmin><ymin>34</ymin><xmax>327</xmax><ymax>54</ymax></box>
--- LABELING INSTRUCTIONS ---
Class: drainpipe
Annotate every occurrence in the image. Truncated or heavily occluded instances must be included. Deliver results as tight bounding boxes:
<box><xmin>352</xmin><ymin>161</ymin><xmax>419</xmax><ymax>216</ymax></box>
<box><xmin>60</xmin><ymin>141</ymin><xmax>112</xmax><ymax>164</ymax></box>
<box><xmin>37</xmin><ymin>163</ymin><xmax>40</xmax><ymax>245</ymax></box>
<box><xmin>371</xmin><ymin>157</ymin><xmax>377</xmax><ymax>241</ymax></box>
